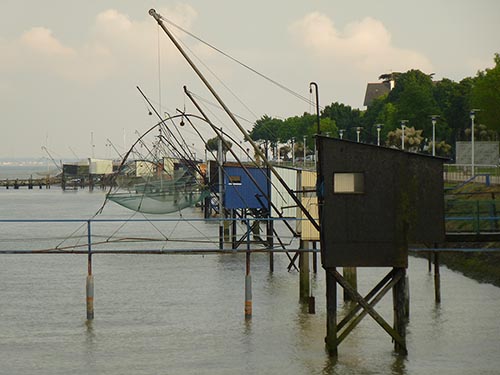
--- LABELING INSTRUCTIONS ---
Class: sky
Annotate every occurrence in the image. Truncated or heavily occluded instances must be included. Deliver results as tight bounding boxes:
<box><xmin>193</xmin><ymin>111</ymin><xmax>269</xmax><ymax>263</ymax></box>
<box><xmin>0</xmin><ymin>0</ymin><xmax>499</xmax><ymax>160</ymax></box>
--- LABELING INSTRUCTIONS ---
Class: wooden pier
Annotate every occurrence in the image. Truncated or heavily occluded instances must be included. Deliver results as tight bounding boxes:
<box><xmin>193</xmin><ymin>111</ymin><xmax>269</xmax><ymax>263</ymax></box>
<box><xmin>0</xmin><ymin>176</ymin><xmax>57</xmax><ymax>189</ymax></box>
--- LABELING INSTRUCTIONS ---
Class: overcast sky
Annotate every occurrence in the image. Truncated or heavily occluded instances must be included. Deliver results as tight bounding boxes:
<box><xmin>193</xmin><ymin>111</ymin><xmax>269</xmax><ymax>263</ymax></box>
<box><xmin>1</xmin><ymin>0</ymin><xmax>498</xmax><ymax>160</ymax></box>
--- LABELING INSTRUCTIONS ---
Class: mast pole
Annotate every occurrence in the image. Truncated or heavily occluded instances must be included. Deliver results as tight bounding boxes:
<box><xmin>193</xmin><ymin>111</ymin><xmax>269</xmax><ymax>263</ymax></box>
<box><xmin>149</xmin><ymin>9</ymin><xmax>320</xmax><ymax>233</ymax></box>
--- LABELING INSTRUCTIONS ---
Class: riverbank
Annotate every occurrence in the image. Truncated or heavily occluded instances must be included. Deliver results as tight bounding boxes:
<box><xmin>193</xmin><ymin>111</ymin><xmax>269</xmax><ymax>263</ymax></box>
<box><xmin>441</xmin><ymin>182</ymin><xmax>500</xmax><ymax>287</ymax></box>
<box><xmin>431</xmin><ymin>250</ymin><xmax>500</xmax><ymax>287</ymax></box>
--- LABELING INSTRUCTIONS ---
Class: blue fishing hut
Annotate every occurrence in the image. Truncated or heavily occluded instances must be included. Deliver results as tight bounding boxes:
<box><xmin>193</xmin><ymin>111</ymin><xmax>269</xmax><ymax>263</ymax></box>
<box><xmin>223</xmin><ymin>163</ymin><xmax>270</xmax><ymax>210</ymax></box>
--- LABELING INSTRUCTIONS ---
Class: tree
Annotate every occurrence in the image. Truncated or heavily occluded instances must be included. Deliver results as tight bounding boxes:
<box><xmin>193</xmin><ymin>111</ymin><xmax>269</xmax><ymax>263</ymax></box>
<box><xmin>249</xmin><ymin>115</ymin><xmax>283</xmax><ymax>158</ymax></box>
<box><xmin>389</xmin><ymin>70</ymin><xmax>441</xmax><ymax>136</ymax></box>
<box><xmin>385</xmin><ymin>126</ymin><xmax>423</xmax><ymax>152</ymax></box>
<box><xmin>322</xmin><ymin>102</ymin><xmax>361</xmax><ymax>139</ymax></box>
<box><xmin>206</xmin><ymin>136</ymin><xmax>232</xmax><ymax>160</ymax></box>
<box><xmin>471</xmin><ymin>53</ymin><xmax>500</xmax><ymax>133</ymax></box>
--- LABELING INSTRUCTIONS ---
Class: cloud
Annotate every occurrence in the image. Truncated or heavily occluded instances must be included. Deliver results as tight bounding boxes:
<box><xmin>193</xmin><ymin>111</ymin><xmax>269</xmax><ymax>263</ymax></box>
<box><xmin>289</xmin><ymin>12</ymin><xmax>433</xmax><ymax>75</ymax></box>
<box><xmin>0</xmin><ymin>5</ymin><xmax>199</xmax><ymax>84</ymax></box>
<box><xmin>20</xmin><ymin>27</ymin><xmax>76</xmax><ymax>57</ymax></box>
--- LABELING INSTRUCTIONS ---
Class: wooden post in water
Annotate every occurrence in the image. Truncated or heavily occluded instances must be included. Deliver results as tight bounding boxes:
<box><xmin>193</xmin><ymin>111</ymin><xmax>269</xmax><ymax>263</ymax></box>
<box><xmin>404</xmin><ymin>275</ymin><xmax>410</xmax><ymax>320</ymax></box>
<box><xmin>392</xmin><ymin>268</ymin><xmax>408</xmax><ymax>354</ymax></box>
<box><xmin>312</xmin><ymin>241</ymin><xmax>318</xmax><ymax>273</ymax></box>
<box><xmin>231</xmin><ymin>210</ymin><xmax>237</xmax><ymax>250</ymax></box>
<box><xmin>86</xmin><ymin>220</ymin><xmax>94</xmax><ymax>320</ymax></box>
<box><xmin>299</xmin><ymin>240</ymin><xmax>310</xmax><ymax>302</ymax></box>
<box><xmin>434</xmin><ymin>251</ymin><xmax>441</xmax><ymax>303</ymax></box>
<box><xmin>267</xmin><ymin>217</ymin><xmax>274</xmax><ymax>273</ymax></box>
<box><xmin>343</xmin><ymin>267</ymin><xmax>357</xmax><ymax>302</ymax></box>
<box><xmin>325</xmin><ymin>269</ymin><xmax>338</xmax><ymax>356</ymax></box>
<box><xmin>245</xmin><ymin>220</ymin><xmax>252</xmax><ymax>319</ymax></box>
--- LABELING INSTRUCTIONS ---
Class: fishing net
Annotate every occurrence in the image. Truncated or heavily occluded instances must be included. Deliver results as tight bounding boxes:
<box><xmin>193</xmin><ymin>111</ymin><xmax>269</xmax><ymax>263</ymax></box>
<box><xmin>105</xmin><ymin>115</ymin><xmax>209</xmax><ymax>214</ymax></box>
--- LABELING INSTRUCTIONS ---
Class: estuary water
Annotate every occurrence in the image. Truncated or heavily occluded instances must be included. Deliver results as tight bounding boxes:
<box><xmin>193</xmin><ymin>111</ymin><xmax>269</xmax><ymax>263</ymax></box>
<box><xmin>0</xmin><ymin>188</ymin><xmax>499</xmax><ymax>374</ymax></box>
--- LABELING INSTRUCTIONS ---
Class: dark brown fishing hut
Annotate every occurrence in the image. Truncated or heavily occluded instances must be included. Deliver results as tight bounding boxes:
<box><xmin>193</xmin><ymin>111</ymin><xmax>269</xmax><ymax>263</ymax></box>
<box><xmin>317</xmin><ymin>137</ymin><xmax>445</xmax><ymax>356</ymax></box>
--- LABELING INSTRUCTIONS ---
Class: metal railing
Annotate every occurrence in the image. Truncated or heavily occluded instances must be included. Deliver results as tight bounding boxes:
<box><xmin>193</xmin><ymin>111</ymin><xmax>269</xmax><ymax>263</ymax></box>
<box><xmin>0</xmin><ymin>217</ymin><xmax>311</xmax><ymax>255</ymax></box>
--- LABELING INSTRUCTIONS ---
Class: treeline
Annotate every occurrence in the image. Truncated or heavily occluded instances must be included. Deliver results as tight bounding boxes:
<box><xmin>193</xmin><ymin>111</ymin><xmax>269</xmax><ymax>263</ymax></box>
<box><xmin>250</xmin><ymin>53</ymin><xmax>500</xmax><ymax>158</ymax></box>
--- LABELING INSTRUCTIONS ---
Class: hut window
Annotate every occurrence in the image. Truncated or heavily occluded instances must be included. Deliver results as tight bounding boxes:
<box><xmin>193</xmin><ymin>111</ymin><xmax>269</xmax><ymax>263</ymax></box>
<box><xmin>228</xmin><ymin>175</ymin><xmax>242</xmax><ymax>185</ymax></box>
<box><xmin>333</xmin><ymin>173</ymin><xmax>364</xmax><ymax>193</ymax></box>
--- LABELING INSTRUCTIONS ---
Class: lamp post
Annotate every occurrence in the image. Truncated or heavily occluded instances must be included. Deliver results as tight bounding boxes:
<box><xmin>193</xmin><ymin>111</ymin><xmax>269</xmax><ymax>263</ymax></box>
<box><xmin>303</xmin><ymin>135</ymin><xmax>306</xmax><ymax>162</ymax></box>
<box><xmin>470</xmin><ymin>109</ymin><xmax>480</xmax><ymax>176</ymax></box>
<box><xmin>400</xmin><ymin>120</ymin><xmax>408</xmax><ymax>150</ymax></box>
<box><xmin>356</xmin><ymin>127</ymin><xmax>362</xmax><ymax>143</ymax></box>
<box><xmin>309</xmin><ymin>82</ymin><xmax>320</xmax><ymax>135</ymax></box>
<box><xmin>430</xmin><ymin>115</ymin><xmax>439</xmax><ymax>156</ymax></box>
<box><xmin>339</xmin><ymin>129</ymin><xmax>345</xmax><ymax>139</ymax></box>
<box><xmin>291</xmin><ymin>137</ymin><xmax>295</xmax><ymax>165</ymax></box>
<box><xmin>376</xmin><ymin>124</ymin><xmax>383</xmax><ymax>146</ymax></box>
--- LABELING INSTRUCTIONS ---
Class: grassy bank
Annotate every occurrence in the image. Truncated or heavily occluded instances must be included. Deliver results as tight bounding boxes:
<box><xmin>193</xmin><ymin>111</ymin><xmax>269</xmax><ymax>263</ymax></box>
<box><xmin>437</xmin><ymin>182</ymin><xmax>500</xmax><ymax>287</ymax></box>
<box><xmin>431</xmin><ymin>251</ymin><xmax>500</xmax><ymax>287</ymax></box>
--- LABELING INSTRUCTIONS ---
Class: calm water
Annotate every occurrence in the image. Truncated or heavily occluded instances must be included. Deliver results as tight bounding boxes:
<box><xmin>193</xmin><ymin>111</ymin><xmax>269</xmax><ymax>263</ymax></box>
<box><xmin>0</xmin><ymin>188</ymin><xmax>499</xmax><ymax>374</ymax></box>
<box><xmin>0</xmin><ymin>161</ymin><xmax>55</xmax><ymax>180</ymax></box>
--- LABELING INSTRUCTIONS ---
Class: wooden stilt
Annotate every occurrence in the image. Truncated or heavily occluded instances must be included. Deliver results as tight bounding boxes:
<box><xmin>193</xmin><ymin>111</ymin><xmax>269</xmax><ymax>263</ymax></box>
<box><xmin>342</xmin><ymin>267</ymin><xmax>357</xmax><ymax>302</ymax></box>
<box><xmin>404</xmin><ymin>275</ymin><xmax>410</xmax><ymax>320</ymax></box>
<box><xmin>393</xmin><ymin>268</ymin><xmax>408</xmax><ymax>354</ymax></box>
<box><xmin>244</xmin><ymin>221</ymin><xmax>252</xmax><ymax>319</ymax></box>
<box><xmin>299</xmin><ymin>240</ymin><xmax>310</xmax><ymax>302</ymax></box>
<box><xmin>434</xmin><ymin>251</ymin><xmax>441</xmax><ymax>303</ymax></box>
<box><xmin>86</xmin><ymin>274</ymin><xmax>94</xmax><ymax>320</ymax></box>
<box><xmin>312</xmin><ymin>241</ymin><xmax>318</xmax><ymax>273</ymax></box>
<box><xmin>86</xmin><ymin>220</ymin><xmax>94</xmax><ymax>320</ymax></box>
<box><xmin>231</xmin><ymin>210</ymin><xmax>237</xmax><ymax>250</ymax></box>
<box><xmin>267</xmin><ymin>217</ymin><xmax>274</xmax><ymax>273</ymax></box>
<box><xmin>325</xmin><ymin>268</ymin><xmax>338</xmax><ymax>356</ymax></box>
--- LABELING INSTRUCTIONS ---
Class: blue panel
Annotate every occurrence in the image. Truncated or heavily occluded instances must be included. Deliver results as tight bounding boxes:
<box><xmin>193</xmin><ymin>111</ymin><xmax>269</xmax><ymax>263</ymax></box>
<box><xmin>224</xmin><ymin>166</ymin><xmax>269</xmax><ymax>209</ymax></box>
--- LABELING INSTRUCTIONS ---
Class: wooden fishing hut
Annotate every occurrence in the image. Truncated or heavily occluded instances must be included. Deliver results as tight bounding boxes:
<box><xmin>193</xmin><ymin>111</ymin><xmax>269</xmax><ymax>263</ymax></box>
<box><xmin>208</xmin><ymin>161</ymin><xmax>271</xmax><ymax>249</ymax></box>
<box><xmin>317</xmin><ymin>137</ymin><xmax>445</xmax><ymax>356</ymax></box>
<box><xmin>62</xmin><ymin>159</ymin><xmax>116</xmax><ymax>190</ymax></box>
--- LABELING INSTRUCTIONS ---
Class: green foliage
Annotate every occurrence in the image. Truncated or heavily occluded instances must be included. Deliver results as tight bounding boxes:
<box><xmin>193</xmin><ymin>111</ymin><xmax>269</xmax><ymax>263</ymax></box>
<box><xmin>249</xmin><ymin>113</ymin><xmax>337</xmax><ymax>150</ymax></box>
<box><xmin>322</xmin><ymin>102</ymin><xmax>362</xmax><ymax>140</ymax></box>
<box><xmin>471</xmin><ymin>53</ymin><xmax>500</xmax><ymax>133</ymax></box>
<box><xmin>249</xmin><ymin>115</ymin><xmax>283</xmax><ymax>146</ymax></box>
<box><xmin>248</xmin><ymin>55</ymin><xmax>499</xmax><ymax>158</ymax></box>
<box><xmin>205</xmin><ymin>136</ymin><xmax>232</xmax><ymax>155</ymax></box>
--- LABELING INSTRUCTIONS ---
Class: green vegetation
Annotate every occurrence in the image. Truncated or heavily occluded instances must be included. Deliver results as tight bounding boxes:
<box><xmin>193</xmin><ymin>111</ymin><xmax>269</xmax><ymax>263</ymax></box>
<box><xmin>250</xmin><ymin>53</ymin><xmax>500</xmax><ymax>159</ymax></box>
<box><xmin>436</xmin><ymin>252</ymin><xmax>500</xmax><ymax>287</ymax></box>
<box><xmin>440</xmin><ymin>183</ymin><xmax>500</xmax><ymax>287</ymax></box>
<box><xmin>446</xmin><ymin>183</ymin><xmax>500</xmax><ymax>233</ymax></box>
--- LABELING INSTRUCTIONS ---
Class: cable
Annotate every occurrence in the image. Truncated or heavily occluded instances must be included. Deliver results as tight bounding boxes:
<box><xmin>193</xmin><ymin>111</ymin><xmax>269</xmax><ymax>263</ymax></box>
<box><xmin>158</xmin><ymin>14</ymin><xmax>321</xmax><ymax>109</ymax></box>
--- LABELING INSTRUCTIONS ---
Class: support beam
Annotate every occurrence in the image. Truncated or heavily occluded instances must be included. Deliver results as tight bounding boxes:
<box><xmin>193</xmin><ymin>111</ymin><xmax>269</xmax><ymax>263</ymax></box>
<box><xmin>330</xmin><ymin>269</ymin><xmax>407</xmax><ymax>353</ymax></box>
<box><xmin>337</xmin><ymin>269</ymin><xmax>400</xmax><ymax>345</ymax></box>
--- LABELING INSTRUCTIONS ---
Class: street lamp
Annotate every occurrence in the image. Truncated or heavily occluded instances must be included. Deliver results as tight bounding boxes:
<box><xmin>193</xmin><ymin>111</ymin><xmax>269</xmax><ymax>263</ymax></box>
<box><xmin>303</xmin><ymin>135</ymin><xmax>307</xmax><ymax>162</ymax></box>
<box><xmin>356</xmin><ymin>127</ymin><xmax>362</xmax><ymax>143</ymax></box>
<box><xmin>400</xmin><ymin>120</ymin><xmax>409</xmax><ymax>150</ymax></box>
<box><xmin>470</xmin><ymin>109</ymin><xmax>480</xmax><ymax>176</ymax></box>
<box><xmin>291</xmin><ymin>137</ymin><xmax>295</xmax><ymax>165</ymax></box>
<box><xmin>375</xmin><ymin>124</ymin><xmax>383</xmax><ymax>146</ymax></box>
<box><xmin>430</xmin><ymin>115</ymin><xmax>439</xmax><ymax>156</ymax></box>
<box><xmin>309</xmin><ymin>82</ymin><xmax>320</xmax><ymax>135</ymax></box>
<box><xmin>339</xmin><ymin>129</ymin><xmax>345</xmax><ymax>139</ymax></box>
